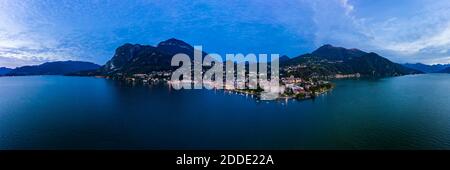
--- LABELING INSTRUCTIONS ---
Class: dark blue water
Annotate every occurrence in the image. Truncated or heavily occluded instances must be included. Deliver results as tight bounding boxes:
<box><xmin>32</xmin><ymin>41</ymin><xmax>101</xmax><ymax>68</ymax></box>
<box><xmin>1</xmin><ymin>74</ymin><xmax>449</xmax><ymax>149</ymax></box>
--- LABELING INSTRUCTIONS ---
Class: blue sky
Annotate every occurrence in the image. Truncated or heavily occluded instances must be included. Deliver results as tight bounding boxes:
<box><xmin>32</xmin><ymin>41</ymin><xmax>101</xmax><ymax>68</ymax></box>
<box><xmin>1</xmin><ymin>0</ymin><xmax>450</xmax><ymax>68</ymax></box>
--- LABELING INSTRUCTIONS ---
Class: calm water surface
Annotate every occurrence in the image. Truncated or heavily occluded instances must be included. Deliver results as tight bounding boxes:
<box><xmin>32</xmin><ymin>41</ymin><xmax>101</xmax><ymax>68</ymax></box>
<box><xmin>0</xmin><ymin>74</ymin><xmax>449</xmax><ymax>149</ymax></box>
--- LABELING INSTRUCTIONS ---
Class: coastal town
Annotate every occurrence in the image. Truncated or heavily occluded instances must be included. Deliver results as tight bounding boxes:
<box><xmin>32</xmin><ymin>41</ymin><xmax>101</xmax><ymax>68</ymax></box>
<box><xmin>104</xmin><ymin>71</ymin><xmax>334</xmax><ymax>100</ymax></box>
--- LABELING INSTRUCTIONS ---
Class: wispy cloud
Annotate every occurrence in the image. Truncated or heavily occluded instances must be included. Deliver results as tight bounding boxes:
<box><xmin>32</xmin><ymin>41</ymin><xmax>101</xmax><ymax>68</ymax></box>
<box><xmin>339</xmin><ymin>0</ymin><xmax>354</xmax><ymax>15</ymax></box>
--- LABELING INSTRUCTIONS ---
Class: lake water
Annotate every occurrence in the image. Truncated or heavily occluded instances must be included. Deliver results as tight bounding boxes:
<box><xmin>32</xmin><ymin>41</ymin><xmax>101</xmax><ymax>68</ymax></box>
<box><xmin>0</xmin><ymin>74</ymin><xmax>449</xmax><ymax>149</ymax></box>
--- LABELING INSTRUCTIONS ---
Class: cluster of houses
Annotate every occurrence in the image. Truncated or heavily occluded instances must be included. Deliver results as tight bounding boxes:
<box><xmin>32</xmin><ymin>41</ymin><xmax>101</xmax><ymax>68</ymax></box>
<box><xmin>282</xmin><ymin>65</ymin><xmax>307</xmax><ymax>74</ymax></box>
<box><xmin>111</xmin><ymin>70</ymin><xmax>332</xmax><ymax>99</ymax></box>
<box><xmin>334</xmin><ymin>73</ymin><xmax>361</xmax><ymax>79</ymax></box>
<box><xmin>114</xmin><ymin>71</ymin><xmax>172</xmax><ymax>84</ymax></box>
<box><xmin>281</xmin><ymin>76</ymin><xmax>304</xmax><ymax>94</ymax></box>
<box><xmin>281</xmin><ymin>75</ymin><xmax>331</xmax><ymax>97</ymax></box>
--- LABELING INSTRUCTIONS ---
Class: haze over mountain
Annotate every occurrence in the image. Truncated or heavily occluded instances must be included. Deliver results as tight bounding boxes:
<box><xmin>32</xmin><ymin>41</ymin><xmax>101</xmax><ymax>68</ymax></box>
<box><xmin>402</xmin><ymin>63</ymin><xmax>450</xmax><ymax>73</ymax></box>
<box><xmin>7</xmin><ymin>61</ymin><xmax>100</xmax><ymax>76</ymax></box>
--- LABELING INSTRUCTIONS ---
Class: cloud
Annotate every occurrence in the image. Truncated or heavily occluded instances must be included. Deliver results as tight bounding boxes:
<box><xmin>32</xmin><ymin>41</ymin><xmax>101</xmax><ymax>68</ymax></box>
<box><xmin>339</xmin><ymin>0</ymin><xmax>354</xmax><ymax>15</ymax></box>
<box><xmin>1</xmin><ymin>0</ymin><xmax>450</xmax><ymax>67</ymax></box>
<box><xmin>382</xmin><ymin>25</ymin><xmax>450</xmax><ymax>55</ymax></box>
<box><xmin>365</xmin><ymin>1</ymin><xmax>450</xmax><ymax>64</ymax></box>
<box><xmin>0</xmin><ymin>0</ymin><xmax>72</xmax><ymax>67</ymax></box>
<box><xmin>0</xmin><ymin>56</ymin><xmax>49</xmax><ymax>68</ymax></box>
<box><xmin>0</xmin><ymin>0</ymin><xmax>153</xmax><ymax>67</ymax></box>
<box><xmin>309</xmin><ymin>0</ymin><xmax>450</xmax><ymax>64</ymax></box>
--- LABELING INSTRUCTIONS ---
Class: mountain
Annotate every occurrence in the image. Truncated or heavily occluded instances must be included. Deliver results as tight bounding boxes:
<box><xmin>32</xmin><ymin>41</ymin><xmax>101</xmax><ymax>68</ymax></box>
<box><xmin>156</xmin><ymin>38</ymin><xmax>207</xmax><ymax>58</ymax></box>
<box><xmin>348</xmin><ymin>52</ymin><xmax>421</xmax><ymax>76</ymax></box>
<box><xmin>100</xmin><ymin>44</ymin><xmax>172</xmax><ymax>74</ymax></box>
<box><xmin>283</xmin><ymin>45</ymin><xmax>422</xmax><ymax>78</ymax></box>
<box><xmin>437</xmin><ymin>67</ymin><xmax>450</xmax><ymax>73</ymax></box>
<box><xmin>91</xmin><ymin>40</ymin><xmax>422</xmax><ymax>78</ymax></box>
<box><xmin>279</xmin><ymin>55</ymin><xmax>290</xmax><ymax>63</ymax></box>
<box><xmin>311</xmin><ymin>44</ymin><xmax>367</xmax><ymax>61</ymax></box>
<box><xmin>0</xmin><ymin>67</ymin><xmax>12</xmax><ymax>75</ymax></box>
<box><xmin>99</xmin><ymin>38</ymin><xmax>206</xmax><ymax>75</ymax></box>
<box><xmin>7</xmin><ymin>61</ymin><xmax>100</xmax><ymax>76</ymax></box>
<box><xmin>402</xmin><ymin>63</ymin><xmax>450</xmax><ymax>73</ymax></box>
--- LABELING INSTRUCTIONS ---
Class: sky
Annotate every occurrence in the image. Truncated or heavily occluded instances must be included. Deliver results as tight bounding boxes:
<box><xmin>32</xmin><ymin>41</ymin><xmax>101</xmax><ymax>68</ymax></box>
<box><xmin>1</xmin><ymin>0</ymin><xmax>450</xmax><ymax>68</ymax></box>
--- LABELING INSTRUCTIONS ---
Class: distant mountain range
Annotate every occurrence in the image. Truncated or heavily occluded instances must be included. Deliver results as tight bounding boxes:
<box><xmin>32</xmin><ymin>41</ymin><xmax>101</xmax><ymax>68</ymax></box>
<box><xmin>1</xmin><ymin>39</ymin><xmax>444</xmax><ymax>78</ymax></box>
<box><xmin>437</xmin><ymin>67</ymin><xmax>450</xmax><ymax>73</ymax></box>
<box><xmin>402</xmin><ymin>63</ymin><xmax>450</xmax><ymax>73</ymax></box>
<box><xmin>0</xmin><ymin>67</ymin><xmax>12</xmax><ymax>75</ymax></box>
<box><xmin>281</xmin><ymin>44</ymin><xmax>422</xmax><ymax>78</ymax></box>
<box><xmin>5</xmin><ymin>61</ymin><xmax>100</xmax><ymax>76</ymax></box>
<box><xmin>20</xmin><ymin>38</ymin><xmax>434</xmax><ymax>79</ymax></box>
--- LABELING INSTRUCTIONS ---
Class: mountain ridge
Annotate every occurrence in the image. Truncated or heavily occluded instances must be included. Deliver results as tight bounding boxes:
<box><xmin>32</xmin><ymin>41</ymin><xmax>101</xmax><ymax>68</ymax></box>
<box><xmin>0</xmin><ymin>67</ymin><xmax>12</xmax><ymax>76</ymax></box>
<box><xmin>6</xmin><ymin>61</ymin><xmax>100</xmax><ymax>76</ymax></box>
<box><xmin>98</xmin><ymin>38</ymin><xmax>209</xmax><ymax>75</ymax></box>
<box><xmin>311</xmin><ymin>44</ymin><xmax>368</xmax><ymax>61</ymax></box>
<box><xmin>282</xmin><ymin>44</ymin><xmax>422</xmax><ymax>78</ymax></box>
<box><xmin>85</xmin><ymin>39</ymin><xmax>423</xmax><ymax>78</ymax></box>
<box><xmin>402</xmin><ymin>63</ymin><xmax>450</xmax><ymax>73</ymax></box>
<box><xmin>437</xmin><ymin>67</ymin><xmax>450</xmax><ymax>73</ymax></box>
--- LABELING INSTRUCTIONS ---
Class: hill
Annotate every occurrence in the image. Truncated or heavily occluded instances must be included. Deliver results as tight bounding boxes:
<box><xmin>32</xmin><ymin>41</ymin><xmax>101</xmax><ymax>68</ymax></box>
<box><xmin>403</xmin><ymin>63</ymin><xmax>450</xmax><ymax>73</ymax></box>
<box><xmin>7</xmin><ymin>61</ymin><xmax>100</xmax><ymax>76</ymax></box>
<box><xmin>282</xmin><ymin>45</ymin><xmax>422</xmax><ymax>78</ymax></box>
<box><xmin>0</xmin><ymin>67</ymin><xmax>12</xmax><ymax>75</ymax></box>
<box><xmin>98</xmin><ymin>38</ymin><xmax>206</xmax><ymax>76</ymax></box>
